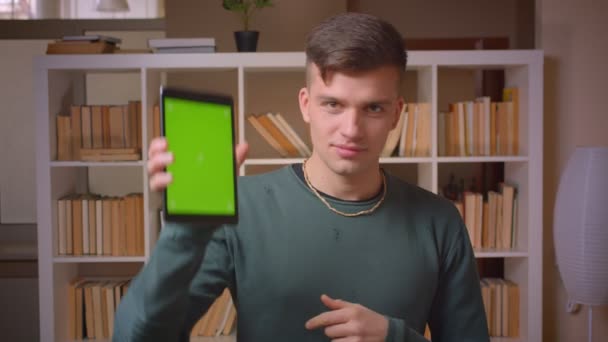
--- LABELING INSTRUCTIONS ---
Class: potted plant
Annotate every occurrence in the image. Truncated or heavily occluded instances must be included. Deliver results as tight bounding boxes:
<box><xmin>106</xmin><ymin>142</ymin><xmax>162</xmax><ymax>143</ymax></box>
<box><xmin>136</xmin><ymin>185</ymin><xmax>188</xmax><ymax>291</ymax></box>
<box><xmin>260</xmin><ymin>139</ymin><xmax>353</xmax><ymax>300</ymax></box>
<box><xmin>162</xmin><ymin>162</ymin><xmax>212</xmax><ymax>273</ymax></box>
<box><xmin>222</xmin><ymin>0</ymin><xmax>274</xmax><ymax>52</ymax></box>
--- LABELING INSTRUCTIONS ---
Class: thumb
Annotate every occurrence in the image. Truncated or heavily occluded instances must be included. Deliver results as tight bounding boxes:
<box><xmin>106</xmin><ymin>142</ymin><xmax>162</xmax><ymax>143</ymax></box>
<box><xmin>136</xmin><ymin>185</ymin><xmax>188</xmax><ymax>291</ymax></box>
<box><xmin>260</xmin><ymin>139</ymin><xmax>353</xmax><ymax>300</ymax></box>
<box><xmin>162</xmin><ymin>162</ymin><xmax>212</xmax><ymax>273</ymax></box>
<box><xmin>321</xmin><ymin>294</ymin><xmax>348</xmax><ymax>310</ymax></box>
<box><xmin>235</xmin><ymin>142</ymin><xmax>249</xmax><ymax>168</ymax></box>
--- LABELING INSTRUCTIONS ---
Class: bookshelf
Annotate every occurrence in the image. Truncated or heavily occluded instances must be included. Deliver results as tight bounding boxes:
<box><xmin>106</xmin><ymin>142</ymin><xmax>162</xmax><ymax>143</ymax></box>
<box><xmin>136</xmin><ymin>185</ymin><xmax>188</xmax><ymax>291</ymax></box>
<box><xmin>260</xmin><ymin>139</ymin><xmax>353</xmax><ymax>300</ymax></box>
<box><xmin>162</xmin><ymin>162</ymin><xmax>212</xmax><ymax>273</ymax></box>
<box><xmin>35</xmin><ymin>50</ymin><xmax>543</xmax><ymax>342</ymax></box>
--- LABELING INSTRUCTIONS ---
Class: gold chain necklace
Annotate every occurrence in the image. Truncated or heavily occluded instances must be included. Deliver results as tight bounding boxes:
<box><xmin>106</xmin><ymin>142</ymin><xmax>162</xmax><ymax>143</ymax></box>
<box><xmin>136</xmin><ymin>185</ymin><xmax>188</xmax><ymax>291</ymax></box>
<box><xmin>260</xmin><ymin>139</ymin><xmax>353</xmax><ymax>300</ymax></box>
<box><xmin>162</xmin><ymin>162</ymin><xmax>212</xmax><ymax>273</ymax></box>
<box><xmin>302</xmin><ymin>159</ymin><xmax>387</xmax><ymax>217</ymax></box>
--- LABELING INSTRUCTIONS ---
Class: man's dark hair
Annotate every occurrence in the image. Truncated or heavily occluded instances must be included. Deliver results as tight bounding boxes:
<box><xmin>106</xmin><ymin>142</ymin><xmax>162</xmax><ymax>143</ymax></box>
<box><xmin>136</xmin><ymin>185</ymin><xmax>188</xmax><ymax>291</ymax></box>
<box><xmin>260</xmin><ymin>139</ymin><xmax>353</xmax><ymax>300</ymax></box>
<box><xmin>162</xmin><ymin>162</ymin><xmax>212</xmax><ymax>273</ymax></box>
<box><xmin>305</xmin><ymin>13</ymin><xmax>407</xmax><ymax>83</ymax></box>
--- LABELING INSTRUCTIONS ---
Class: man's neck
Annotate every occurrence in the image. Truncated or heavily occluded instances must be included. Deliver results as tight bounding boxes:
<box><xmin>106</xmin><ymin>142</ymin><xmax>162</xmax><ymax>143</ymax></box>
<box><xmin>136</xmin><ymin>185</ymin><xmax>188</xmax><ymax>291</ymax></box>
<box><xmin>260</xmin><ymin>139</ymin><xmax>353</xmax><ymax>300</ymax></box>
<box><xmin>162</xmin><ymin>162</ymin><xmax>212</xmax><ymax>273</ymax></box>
<box><xmin>304</xmin><ymin>154</ymin><xmax>383</xmax><ymax>201</ymax></box>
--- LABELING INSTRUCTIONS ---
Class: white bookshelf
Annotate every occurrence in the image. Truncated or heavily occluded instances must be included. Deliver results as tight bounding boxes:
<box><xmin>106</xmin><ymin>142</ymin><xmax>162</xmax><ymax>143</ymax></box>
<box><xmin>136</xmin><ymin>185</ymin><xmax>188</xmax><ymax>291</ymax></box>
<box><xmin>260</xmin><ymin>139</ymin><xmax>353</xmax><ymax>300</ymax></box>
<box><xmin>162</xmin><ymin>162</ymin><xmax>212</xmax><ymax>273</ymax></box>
<box><xmin>35</xmin><ymin>50</ymin><xmax>543</xmax><ymax>342</ymax></box>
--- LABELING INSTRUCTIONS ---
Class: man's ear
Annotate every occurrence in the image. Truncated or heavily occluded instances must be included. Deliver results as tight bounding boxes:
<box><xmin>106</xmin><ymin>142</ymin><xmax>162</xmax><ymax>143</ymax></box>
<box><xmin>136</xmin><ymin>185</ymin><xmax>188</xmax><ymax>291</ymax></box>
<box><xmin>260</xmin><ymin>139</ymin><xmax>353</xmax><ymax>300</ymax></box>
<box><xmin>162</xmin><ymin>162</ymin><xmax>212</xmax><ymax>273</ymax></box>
<box><xmin>299</xmin><ymin>87</ymin><xmax>311</xmax><ymax>123</ymax></box>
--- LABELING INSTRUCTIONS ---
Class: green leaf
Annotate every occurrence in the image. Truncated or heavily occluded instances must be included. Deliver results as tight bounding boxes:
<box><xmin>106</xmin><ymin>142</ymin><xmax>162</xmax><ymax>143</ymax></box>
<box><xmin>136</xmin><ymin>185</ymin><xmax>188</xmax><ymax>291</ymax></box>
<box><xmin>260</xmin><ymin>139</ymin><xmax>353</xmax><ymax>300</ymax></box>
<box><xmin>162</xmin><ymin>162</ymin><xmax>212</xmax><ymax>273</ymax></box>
<box><xmin>254</xmin><ymin>0</ymin><xmax>274</xmax><ymax>9</ymax></box>
<box><xmin>222</xmin><ymin>0</ymin><xmax>273</xmax><ymax>30</ymax></box>
<box><xmin>222</xmin><ymin>0</ymin><xmax>247</xmax><ymax>13</ymax></box>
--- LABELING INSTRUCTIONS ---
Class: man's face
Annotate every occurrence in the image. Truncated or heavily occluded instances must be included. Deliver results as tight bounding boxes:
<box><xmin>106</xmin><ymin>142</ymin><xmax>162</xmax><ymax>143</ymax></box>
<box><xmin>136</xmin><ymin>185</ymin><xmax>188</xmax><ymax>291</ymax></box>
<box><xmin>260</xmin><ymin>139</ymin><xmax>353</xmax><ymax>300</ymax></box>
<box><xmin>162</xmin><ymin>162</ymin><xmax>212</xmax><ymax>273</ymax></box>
<box><xmin>299</xmin><ymin>63</ymin><xmax>403</xmax><ymax>178</ymax></box>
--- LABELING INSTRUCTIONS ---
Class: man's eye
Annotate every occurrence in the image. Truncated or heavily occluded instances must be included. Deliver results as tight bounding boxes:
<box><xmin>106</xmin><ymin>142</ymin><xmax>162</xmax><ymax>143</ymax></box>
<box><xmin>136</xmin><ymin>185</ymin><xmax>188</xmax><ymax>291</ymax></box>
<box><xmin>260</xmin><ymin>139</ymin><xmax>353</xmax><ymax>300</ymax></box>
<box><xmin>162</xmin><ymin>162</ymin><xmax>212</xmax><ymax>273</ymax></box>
<box><xmin>368</xmin><ymin>104</ymin><xmax>384</xmax><ymax>113</ymax></box>
<box><xmin>323</xmin><ymin>101</ymin><xmax>341</xmax><ymax>112</ymax></box>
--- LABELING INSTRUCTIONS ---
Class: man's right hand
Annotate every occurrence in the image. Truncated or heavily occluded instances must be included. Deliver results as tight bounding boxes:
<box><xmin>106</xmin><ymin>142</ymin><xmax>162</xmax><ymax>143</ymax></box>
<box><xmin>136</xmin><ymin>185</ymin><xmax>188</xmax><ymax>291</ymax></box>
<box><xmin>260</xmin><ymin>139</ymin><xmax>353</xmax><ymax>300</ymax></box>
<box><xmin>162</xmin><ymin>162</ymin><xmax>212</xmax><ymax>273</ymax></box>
<box><xmin>147</xmin><ymin>137</ymin><xmax>249</xmax><ymax>192</ymax></box>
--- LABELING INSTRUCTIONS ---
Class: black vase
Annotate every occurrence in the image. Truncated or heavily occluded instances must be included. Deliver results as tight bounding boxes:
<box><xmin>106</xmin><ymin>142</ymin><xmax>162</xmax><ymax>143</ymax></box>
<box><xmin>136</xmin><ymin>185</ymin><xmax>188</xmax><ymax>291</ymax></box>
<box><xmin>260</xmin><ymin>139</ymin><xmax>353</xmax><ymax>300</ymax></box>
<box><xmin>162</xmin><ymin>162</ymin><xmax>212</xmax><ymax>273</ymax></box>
<box><xmin>234</xmin><ymin>30</ymin><xmax>259</xmax><ymax>52</ymax></box>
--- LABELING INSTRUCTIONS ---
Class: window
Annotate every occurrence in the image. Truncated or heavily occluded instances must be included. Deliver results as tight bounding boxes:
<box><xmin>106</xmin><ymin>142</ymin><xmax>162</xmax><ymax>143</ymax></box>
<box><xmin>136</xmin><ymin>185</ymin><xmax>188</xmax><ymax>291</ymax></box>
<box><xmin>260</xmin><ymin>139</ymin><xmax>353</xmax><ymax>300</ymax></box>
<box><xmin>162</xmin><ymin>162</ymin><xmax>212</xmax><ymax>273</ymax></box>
<box><xmin>61</xmin><ymin>0</ymin><xmax>164</xmax><ymax>19</ymax></box>
<box><xmin>0</xmin><ymin>0</ymin><xmax>164</xmax><ymax>19</ymax></box>
<box><xmin>0</xmin><ymin>0</ymin><xmax>35</xmax><ymax>19</ymax></box>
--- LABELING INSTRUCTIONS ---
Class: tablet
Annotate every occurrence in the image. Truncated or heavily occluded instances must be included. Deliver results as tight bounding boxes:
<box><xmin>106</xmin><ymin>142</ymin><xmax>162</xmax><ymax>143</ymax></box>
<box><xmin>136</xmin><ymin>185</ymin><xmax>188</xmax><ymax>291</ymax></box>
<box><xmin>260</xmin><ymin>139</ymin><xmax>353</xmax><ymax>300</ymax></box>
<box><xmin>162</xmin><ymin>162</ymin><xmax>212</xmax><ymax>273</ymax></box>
<box><xmin>160</xmin><ymin>87</ymin><xmax>238</xmax><ymax>224</ymax></box>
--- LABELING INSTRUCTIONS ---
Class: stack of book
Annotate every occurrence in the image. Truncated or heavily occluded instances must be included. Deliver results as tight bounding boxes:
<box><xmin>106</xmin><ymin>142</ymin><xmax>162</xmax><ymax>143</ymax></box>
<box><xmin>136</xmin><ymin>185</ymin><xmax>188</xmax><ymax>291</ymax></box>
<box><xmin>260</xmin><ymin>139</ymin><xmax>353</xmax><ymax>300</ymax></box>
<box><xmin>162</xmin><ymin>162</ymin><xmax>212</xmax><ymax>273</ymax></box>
<box><xmin>247</xmin><ymin>112</ymin><xmax>311</xmax><ymax>158</ymax></box>
<box><xmin>190</xmin><ymin>288</ymin><xmax>237</xmax><ymax>337</ymax></box>
<box><xmin>480</xmin><ymin>278</ymin><xmax>520</xmax><ymax>337</ymax></box>
<box><xmin>56</xmin><ymin>193</ymin><xmax>145</xmax><ymax>257</ymax></box>
<box><xmin>47</xmin><ymin>35</ymin><xmax>121</xmax><ymax>54</ymax></box>
<box><xmin>148</xmin><ymin>38</ymin><xmax>216</xmax><ymax>53</ymax></box>
<box><xmin>56</xmin><ymin>101</ymin><xmax>142</xmax><ymax>162</ymax></box>
<box><xmin>68</xmin><ymin>277</ymin><xmax>131</xmax><ymax>340</ymax></box>
<box><xmin>382</xmin><ymin>102</ymin><xmax>432</xmax><ymax>157</ymax></box>
<box><xmin>438</xmin><ymin>88</ymin><xmax>519</xmax><ymax>156</ymax></box>
<box><xmin>448</xmin><ymin>183</ymin><xmax>518</xmax><ymax>250</ymax></box>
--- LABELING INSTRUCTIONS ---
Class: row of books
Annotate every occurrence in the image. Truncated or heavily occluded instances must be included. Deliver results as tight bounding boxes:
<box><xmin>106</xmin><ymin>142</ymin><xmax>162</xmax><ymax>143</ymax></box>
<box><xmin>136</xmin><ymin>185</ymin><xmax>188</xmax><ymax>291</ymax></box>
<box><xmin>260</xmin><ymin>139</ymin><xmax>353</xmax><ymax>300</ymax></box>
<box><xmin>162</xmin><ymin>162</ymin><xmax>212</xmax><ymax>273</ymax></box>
<box><xmin>421</xmin><ymin>275</ymin><xmax>518</xmax><ymax>340</ymax></box>
<box><xmin>56</xmin><ymin>101</ymin><xmax>143</xmax><ymax>161</ymax></box>
<box><xmin>438</xmin><ymin>88</ymin><xmax>519</xmax><ymax>157</ymax></box>
<box><xmin>56</xmin><ymin>193</ymin><xmax>144</xmax><ymax>257</ymax></box>
<box><xmin>47</xmin><ymin>35</ymin><xmax>121</xmax><ymax>55</ymax></box>
<box><xmin>46</xmin><ymin>36</ymin><xmax>217</xmax><ymax>55</ymax></box>
<box><xmin>190</xmin><ymin>288</ymin><xmax>237</xmax><ymax>337</ymax></box>
<box><xmin>453</xmin><ymin>183</ymin><xmax>518</xmax><ymax>250</ymax></box>
<box><xmin>68</xmin><ymin>277</ymin><xmax>131</xmax><ymax>340</ymax></box>
<box><xmin>382</xmin><ymin>102</ymin><xmax>431</xmax><ymax>157</ymax></box>
<box><xmin>481</xmin><ymin>277</ymin><xmax>520</xmax><ymax>337</ymax></box>
<box><xmin>247</xmin><ymin>112</ymin><xmax>312</xmax><ymax>157</ymax></box>
<box><xmin>247</xmin><ymin>103</ymin><xmax>432</xmax><ymax>159</ymax></box>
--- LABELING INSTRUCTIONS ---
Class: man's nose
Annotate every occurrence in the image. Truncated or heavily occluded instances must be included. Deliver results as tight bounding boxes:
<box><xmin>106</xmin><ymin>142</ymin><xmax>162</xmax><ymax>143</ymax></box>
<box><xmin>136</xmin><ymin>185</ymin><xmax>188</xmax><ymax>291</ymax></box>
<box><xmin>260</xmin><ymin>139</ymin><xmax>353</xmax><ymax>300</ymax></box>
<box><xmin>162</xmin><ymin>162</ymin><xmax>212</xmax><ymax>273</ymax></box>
<box><xmin>340</xmin><ymin>109</ymin><xmax>363</xmax><ymax>139</ymax></box>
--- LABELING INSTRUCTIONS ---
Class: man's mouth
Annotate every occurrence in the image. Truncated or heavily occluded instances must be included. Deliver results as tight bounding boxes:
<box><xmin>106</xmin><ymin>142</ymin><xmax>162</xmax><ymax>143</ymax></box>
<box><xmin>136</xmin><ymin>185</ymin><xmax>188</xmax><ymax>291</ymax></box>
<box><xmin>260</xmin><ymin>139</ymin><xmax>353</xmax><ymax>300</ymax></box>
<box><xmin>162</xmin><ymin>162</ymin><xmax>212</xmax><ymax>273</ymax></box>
<box><xmin>333</xmin><ymin>144</ymin><xmax>366</xmax><ymax>158</ymax></box>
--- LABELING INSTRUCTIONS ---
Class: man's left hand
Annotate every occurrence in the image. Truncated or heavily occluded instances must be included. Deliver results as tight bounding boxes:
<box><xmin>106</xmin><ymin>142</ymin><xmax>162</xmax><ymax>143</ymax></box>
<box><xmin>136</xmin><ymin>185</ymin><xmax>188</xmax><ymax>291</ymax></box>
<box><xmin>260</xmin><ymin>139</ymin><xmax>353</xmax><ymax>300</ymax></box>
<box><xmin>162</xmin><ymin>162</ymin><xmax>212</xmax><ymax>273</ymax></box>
<box><xmin>305</xmin><ymin>294</ymin><xmax>389</xmax><ymax>342</ymax></box>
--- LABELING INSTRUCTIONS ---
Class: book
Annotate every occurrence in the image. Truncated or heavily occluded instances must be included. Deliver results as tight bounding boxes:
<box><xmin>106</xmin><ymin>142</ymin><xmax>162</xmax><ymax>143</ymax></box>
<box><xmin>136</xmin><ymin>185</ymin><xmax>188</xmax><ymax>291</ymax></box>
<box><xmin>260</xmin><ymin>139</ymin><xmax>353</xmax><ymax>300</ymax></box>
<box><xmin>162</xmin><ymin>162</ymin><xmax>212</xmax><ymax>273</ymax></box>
<box><xmin>71</xmin><ymin>106</ymin><xmax>82</xmax><ymax>160</ymax></box>
<box><xmin>381</xmin><ymin>103</ymin><xmax>406</xmax><ymax>157</ymax></box>
<box><xmin>148</xmin><ymin>38</ymin><xmax>216</xmax><ymax>49</ymax></box>
<box><xmin>268</xmin><ymin>113</ymin><xmax>310</xmax><ymax>157</ymax></box>
<box><xmin>247</xmin><ymin>114</ymin><xmax>289</xmax><ymax>157</ymax></box>
<box><xmin>56</xmin><ymin>115</ymin><xmax>72</xmax><ymax>160</ymax></box>
<box><xmin>57</xmin><ymin>198</ymin><xmax>67</xmax><ymax>255</ymax></box>
<box><xmin>502</xmin><ymin>88</ymin><xmax>519</xmax><ymax>155</ymax></box>
<box><xmin>274</xmin><ymin>113</ymin><xmax>311</xmax><ymax>156</ymax></box>
<box><xmin>256</xmin><ymin>114</ymin><xmax>299</xmax><ymax>157</ymax></box>
<box><xmin>153</xmin><ymin>46</ymin><xmax>216</xmax><ymax>54</ymax></box>
<box><xmin>47</xmin><ymin>41</ymin><xmax>116</xmax><ymax>54</ymax></box>
<box><xmin>61</xmin><ymin>35</ymin><xmax>122</xmax><ymax>45</ymax></box>
<box><xmin>414</xmin><ymin>103</ymin><xmax>431</xmax><ymax>157</ymax></box>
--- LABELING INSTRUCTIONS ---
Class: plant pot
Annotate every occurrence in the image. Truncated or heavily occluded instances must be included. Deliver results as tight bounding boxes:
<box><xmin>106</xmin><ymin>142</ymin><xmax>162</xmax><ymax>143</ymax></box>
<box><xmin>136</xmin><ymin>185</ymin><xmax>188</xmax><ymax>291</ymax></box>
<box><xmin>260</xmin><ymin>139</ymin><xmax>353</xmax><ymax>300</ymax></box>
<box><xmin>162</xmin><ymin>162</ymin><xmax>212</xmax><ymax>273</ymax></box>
<box><xmin>234</xmin><ymin>30</ymin><xmax>259</xmax><ymax>52</ymax></box>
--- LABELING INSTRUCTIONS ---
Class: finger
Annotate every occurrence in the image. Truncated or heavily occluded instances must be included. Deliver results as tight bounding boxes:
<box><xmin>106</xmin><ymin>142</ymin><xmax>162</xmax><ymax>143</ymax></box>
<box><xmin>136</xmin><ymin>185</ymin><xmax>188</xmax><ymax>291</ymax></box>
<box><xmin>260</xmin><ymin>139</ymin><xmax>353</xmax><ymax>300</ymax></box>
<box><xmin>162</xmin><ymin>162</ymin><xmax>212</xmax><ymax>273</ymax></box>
<box><xmin>149</xmin><ymin>172</ymin><xmax>173</xmax><ymax>192</ymax></box>
<box><xmin>321</xmin><ymin>294</ymin><xmax>350</xmax><ymax>310</ymax></box>
<box><xmin>148</xmin><ymin>137</ymin><xmax>168</xmax><ymax>159</ymax></box>
<box><xmin>305</xmin><ymin>309</ymin><xmax>349</xmax><ymax>330</ymax></box>
<box><xmin>331</xmin><ymin>337</ymin><xmax>358</xmax><ymax>342</ymax></box>
<box><xmin>235</xmin><ymin>142</ymin><xmax>249</xmax><ymax>168</ymax></box>
<box><xmin>147</xmin><ymin>152</ymin><xmax>174</xmax><ymax>175</ymax></box>
<box><xmin>324</xmin><ymin>322</ymin><xmax>355</xmax><ymax>339</ymax></box>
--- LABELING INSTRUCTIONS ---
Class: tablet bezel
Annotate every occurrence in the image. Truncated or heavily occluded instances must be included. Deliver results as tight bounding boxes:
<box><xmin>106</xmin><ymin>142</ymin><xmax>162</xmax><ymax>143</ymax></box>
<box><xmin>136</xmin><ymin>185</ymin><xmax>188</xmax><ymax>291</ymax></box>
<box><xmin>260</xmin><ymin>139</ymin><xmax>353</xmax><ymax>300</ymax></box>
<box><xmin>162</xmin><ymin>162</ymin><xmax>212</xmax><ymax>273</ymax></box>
<box><xmin>160</xmin><ymin>87</ymin><xmax>239</xmax><ymax>225</ymax></box>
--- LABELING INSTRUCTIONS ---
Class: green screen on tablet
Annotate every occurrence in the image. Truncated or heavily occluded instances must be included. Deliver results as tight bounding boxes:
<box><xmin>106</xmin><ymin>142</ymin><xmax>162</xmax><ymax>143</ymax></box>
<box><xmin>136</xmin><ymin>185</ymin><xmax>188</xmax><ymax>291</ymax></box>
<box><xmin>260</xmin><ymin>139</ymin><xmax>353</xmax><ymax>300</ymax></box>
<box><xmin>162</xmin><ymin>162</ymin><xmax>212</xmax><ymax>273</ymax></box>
<box><xmin>161</xmin><ymin>88</ymin><xmax>237</xmax><ymax>223</ymax></box>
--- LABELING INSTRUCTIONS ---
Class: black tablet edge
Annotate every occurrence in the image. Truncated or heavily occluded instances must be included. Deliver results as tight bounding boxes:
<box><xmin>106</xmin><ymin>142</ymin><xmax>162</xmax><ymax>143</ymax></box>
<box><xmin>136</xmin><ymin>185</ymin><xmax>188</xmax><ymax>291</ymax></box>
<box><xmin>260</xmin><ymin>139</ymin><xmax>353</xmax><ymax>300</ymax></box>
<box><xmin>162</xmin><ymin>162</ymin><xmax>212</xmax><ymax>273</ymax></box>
<box><xmin>159</xmin><ymin>86</ymin><xmax>239</xmax><ymax>225</ymax></box>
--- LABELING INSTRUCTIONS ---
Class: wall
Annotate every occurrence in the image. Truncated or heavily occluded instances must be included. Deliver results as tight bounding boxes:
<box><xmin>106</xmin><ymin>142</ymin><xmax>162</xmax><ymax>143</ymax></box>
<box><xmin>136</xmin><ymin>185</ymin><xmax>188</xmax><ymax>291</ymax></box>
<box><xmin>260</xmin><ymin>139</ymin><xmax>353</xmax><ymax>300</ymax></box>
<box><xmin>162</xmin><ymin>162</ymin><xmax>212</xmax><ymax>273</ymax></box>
<box><xmin>539</xmin><ymin>0</ymin><xmax>608</xmax><ymax>341</ymax></box>
<box><xmin>165</xmin><ymin>0</ymin><xmax>346</xmax><ymax>52</ymax></box>
<box><xmin>0</xmin><ymin>19</ymin><xmax>164</xmax><ymax>39</ymax></box>
<box><xmin>0</xmin><ymin>40</ymin><xmax>50</xmax><ymax>223</ymax></box>
<box><xmin>165</xmin><ymin>0</ymin><xmax>532</xmax><ymax>50</ymax></box>
<box><xmin>355</xmin><ymin>0</ymin><xmax>523</xmax><ymax>48</ymax></box>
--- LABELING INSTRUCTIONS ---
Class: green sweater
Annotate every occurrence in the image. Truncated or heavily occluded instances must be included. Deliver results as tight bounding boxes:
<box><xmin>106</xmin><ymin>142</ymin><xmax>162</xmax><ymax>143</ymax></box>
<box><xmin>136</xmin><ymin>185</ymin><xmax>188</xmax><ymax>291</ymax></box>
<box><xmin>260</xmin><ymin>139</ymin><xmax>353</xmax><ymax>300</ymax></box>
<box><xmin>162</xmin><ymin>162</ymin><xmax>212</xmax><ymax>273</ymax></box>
<box><xmin>114</xmin><ymin>165</ymin><xmax>489</xmax><ymax>341</ymax></box>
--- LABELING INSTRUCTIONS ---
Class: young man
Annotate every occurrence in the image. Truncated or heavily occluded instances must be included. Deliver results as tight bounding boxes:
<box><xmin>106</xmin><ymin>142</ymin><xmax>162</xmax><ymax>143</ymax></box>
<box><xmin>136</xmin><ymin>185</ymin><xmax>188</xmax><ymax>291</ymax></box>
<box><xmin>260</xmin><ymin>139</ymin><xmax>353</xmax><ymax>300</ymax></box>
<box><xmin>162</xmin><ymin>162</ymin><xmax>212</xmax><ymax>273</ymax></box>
<box><xmin>114</xmin><ymin>13</ymin><xmax>489</xmax><ymax>342</ymax></box>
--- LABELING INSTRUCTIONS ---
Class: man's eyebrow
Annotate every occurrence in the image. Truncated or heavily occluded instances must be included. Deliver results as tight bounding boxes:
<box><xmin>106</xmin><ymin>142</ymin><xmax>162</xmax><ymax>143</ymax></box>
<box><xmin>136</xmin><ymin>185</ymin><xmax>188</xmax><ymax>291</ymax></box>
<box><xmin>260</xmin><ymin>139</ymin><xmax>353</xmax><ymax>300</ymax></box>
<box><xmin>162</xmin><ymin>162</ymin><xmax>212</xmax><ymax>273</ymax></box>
<box><xmin>316</xmin><ymin>95</ymin><xmax>340</xmax><ymax>102</ymax></box>
<box><xmin>365</xmin><ymin>99</ymin><xmax>393</xmax><ymax>105</ymax></box>
<box><xmin>316</xmin><ymin>96</ymin><xmax>394</xmax><ymax>105</ymax></box>
<box><xmin>358</xmin><ymin>98</ymin><xmax>394</xmax><ymax>107</ymax></box>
